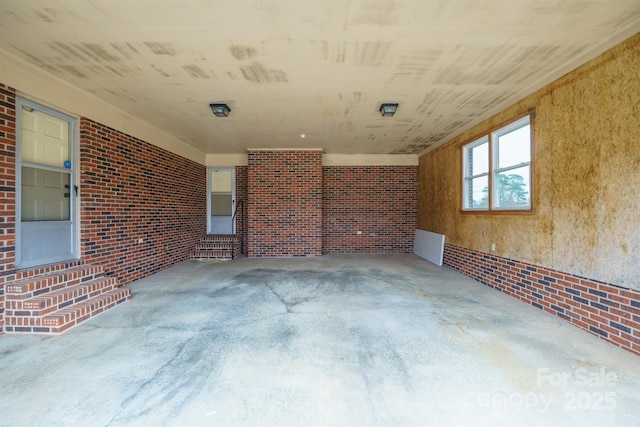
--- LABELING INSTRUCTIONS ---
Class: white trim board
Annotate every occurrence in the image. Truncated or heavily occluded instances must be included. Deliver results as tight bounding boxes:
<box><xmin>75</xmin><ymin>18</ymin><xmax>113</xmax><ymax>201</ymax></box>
<box><xmin>414</xmin><ymin>229</ymin><xmax>445</xmax><ymax>266</ymax></box>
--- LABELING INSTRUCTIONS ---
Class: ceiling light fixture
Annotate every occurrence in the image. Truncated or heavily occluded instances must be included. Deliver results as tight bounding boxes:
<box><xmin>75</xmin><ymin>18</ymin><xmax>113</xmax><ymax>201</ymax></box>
<box><xmin>210</xmin><ymin>103</ymin><xmax>231</xmax><ymax>117</ymax></box>
<box><xmin>379</xmin><ymin>103</ymin><xmax>398</xmax><ymax>117</ymax></box>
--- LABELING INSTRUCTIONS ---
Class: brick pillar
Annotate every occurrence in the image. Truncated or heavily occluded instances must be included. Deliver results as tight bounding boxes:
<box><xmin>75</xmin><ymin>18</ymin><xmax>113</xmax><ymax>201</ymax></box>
<box><xmin>0</xmin><ymin>84</ymin><xmax>17</xmax><ymax>334</ymax></box>
<box><xmin>247</xmin><ymin>150</ymin><xmax>322</xmax><ymax>257</ymax></box>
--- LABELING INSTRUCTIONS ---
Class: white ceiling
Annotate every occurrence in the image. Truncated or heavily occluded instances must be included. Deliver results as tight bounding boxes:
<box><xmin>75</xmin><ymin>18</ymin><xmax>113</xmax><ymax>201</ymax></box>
<box><xmin>0</xmin><ymin>0</ymin><xmax>639</xmax><ymax>155</ymax></box>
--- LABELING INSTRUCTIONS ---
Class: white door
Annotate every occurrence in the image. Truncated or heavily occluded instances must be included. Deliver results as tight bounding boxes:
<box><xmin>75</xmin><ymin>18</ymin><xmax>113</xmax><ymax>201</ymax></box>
<box><xmin>17</xmin><ymin>99</ymin><xmax>77</xmax><ymax>267</ymax></box>
<box><xmin>207</xmin><ymin>168</ymin><xmax>235</xmax><ymax>235</ymax></box>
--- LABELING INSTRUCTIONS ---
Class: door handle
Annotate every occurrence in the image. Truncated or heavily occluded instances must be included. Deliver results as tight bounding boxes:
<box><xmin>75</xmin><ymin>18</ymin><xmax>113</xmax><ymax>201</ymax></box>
<box><xmin>65</xmin><ymin>185</ymin><xmax>79</xmax><ymax>197</ymax></box>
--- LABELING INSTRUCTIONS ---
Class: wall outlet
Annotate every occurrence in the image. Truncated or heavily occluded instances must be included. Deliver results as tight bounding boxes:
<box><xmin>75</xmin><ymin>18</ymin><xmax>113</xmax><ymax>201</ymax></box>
<box><xmin>138</xmin><ymin>238</ymin><xmax>144</xmax><ymax>244</ymax></box>
<box><xmin>356</xmin><ymin>230</ymin><xmax>362</xmax><ymax>235</ymax></box>
<box><xmin>491</xmin><ymin>242</ymin><xmax>496</xmax><ymax>252</ymax></box>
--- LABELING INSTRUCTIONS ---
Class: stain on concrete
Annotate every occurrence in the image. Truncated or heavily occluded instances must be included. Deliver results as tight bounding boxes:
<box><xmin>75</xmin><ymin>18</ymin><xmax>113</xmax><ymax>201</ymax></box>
<box><xmin>439</xmin><ymin>321</ymin><xmax>469</xmax><ymax>335</ymax></box>
<box><xmin>107</xmin><ymin>328</ymin><xmax>224</xmax><ymax>424</ymax></box>
<box><xmin>2</xmin><ymin>255</ymin><xmax>640</xmax><ymax>425</ymax></box>
<box><xmin>417</xmin><ymin>290</ymin><xmax>440</xmax><ymax>300</ymax></box>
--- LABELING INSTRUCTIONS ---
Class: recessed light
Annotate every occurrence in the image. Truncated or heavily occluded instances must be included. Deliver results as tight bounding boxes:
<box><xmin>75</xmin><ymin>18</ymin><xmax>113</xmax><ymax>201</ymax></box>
<box><xmin>300</xmin><ymin>134</ymin><xmax>306</xmax><ymax>139</ymax></box>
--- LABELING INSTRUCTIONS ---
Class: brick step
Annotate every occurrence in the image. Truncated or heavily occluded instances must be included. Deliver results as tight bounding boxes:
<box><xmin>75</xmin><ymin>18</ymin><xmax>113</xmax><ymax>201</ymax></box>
<box><xmin>195</xmin><ymin>243</ymin><xmax>235</xmax><ymax>250</ymax></box>
<box><xmin>5</xmin><ymin>264</ymin><xmax>105</xmax><ymax>300</ymax></box>
<box><xmin>191</xmin><ymin>251</ymin><xmax>234</xmax><ymax>259</ymax></box>
<box><xmin>5</xmin><ymin>277</ymin><xmax>118</xmax><ymax>316</ymax></box>
<box><xmin>5</xmin><ymin>288</ymin><xmax>131</xmax><ymax>334</ymax></box>
<box><xmin>201</xmin><ymin>234</ymin><xmax>235</xmax><ymax>242</ymax></box>
<box><xmin>191</xmin><ymin>234</ymin><xmax>241</xmax><ymax>260</ymax></box>
<box><xmin>10</xmin><ymin>260</ymin><xmax>84</xmax><ymax>282</ymax></box>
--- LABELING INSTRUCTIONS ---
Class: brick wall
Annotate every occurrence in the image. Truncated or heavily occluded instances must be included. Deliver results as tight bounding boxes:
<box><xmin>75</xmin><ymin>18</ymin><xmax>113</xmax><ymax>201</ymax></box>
<box><xmin>322</xmin><ymin>166</ymin><xmax>417</xmax><ymax>253</ymax></box>
<box><xmin>0</xmin><ymin>84</ymin><xmax>17</xmax><ymax>334</ymax></box>
<box><xmin>247</xmin><ymin>150</ymin><xmax>322</xmax><ymax>257</ymax></box>
<box><xmin>235</xmin><ymin>166</ymin><xmax>248</xmax><ymax>255</ymax></box>
<box><xmin>444</xmin><ymin>244</ymin><xmax>640</xmax><ymax>356</ymax></box>
<box><xmin>80</xmin><ymin>118</ymin><xmax>206</xmax><ymax>284</ymax></box>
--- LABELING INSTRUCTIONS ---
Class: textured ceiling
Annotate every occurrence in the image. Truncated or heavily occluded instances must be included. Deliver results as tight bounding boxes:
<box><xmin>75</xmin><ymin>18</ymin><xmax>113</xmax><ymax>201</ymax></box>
<box><xmin>0</xmin><ymin>0</ymin><xmax>639</xmax><ymax>155</ymax></box>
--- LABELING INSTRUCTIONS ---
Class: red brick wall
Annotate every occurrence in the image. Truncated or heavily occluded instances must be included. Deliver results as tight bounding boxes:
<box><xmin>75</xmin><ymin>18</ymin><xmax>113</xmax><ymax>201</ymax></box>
<box><xmin>235</xmin><ymin>166</ymin><xmax>248</xmax><ymax>254</ymax></box>
<box><xmin>0</xmin><ymin>84</ymin><xmax>17</xmax><ymax>333</ymax></box>
<box><xmin>323</xmin><ymin>166</ymin><xmax>417</xmax><ymax>253</ymax></box>
<box><xmin>247</xmin><ymin>150</ymin><xmax>322</xmax><ymax>257</ymax></box>
<box><xmin>79</xmin><ymin>118</ymin><xmax>206</xmax><ymax>284</ymax></box>
<box><xmin>444</xmin><ymin>244</ymin><xmax>640</xmax><ymax>356</ymax></box>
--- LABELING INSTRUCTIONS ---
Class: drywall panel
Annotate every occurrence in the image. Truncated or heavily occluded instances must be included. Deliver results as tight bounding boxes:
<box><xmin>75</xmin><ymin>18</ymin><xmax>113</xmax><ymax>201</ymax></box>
<box><xmin>414</xmin><ymin>229</ymin><xmax>445</xmax><ymax>266</ymax></box>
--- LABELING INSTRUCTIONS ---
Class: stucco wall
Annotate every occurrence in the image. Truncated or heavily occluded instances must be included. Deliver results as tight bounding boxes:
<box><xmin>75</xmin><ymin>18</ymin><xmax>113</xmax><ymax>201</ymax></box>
<box><xmin>418</xmin><ymin>33</ymin><xmax>640</xmax><ymax>289</ymax></box>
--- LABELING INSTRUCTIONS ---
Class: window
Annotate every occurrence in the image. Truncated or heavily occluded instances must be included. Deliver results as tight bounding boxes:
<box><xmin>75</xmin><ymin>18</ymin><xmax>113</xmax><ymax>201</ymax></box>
<box><xmin>462</xmin><ymin>115</ymin><xmax>532</xmax><ymax>212</ymax></box>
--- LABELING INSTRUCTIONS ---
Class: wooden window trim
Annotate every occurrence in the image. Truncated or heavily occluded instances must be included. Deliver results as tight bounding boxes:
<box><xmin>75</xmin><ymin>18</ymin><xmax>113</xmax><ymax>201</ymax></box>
<box><xmin>459</xmin><ymin>110</ymin><xmax>536</xmax><ymax>215</ymax></box>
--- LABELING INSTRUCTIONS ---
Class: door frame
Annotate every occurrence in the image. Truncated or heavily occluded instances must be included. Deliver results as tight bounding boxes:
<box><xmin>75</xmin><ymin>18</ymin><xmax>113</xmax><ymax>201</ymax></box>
<box><xmin>207</xmin><ymin>167</ymin><xmax>236</xmax><ymax>235</ymax></box>
<box><xmin>15</xmin><ymin>97</ymin><xmax>80</xmax><ymax>268</ymax></box>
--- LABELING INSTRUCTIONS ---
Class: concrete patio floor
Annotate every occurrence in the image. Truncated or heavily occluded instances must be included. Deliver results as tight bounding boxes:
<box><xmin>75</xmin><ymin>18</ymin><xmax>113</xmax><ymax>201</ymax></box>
<box><xmin>1</xmin><ymin>254</ymin><xmax>639</xmax><ymax>427</ymax></box>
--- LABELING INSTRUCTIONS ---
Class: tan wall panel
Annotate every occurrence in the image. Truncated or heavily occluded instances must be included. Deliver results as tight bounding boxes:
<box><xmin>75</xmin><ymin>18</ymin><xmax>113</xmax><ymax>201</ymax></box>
<box><xmin>418</xmin><ymin>33</ymin><xmax>640</xmax><ymax>288</ymax></box>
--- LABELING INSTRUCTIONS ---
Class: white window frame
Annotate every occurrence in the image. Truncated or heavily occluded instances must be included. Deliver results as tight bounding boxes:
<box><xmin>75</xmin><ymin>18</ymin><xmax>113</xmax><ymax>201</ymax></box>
<box><xmin>462</xmin><ymin>136</ymin><xmax>489</xmax><ymax>211</ymax></box>
<box><xmin>461</xmin><ymin>114</ymin><xmax>533</xmax><ymax>213</ymax></box>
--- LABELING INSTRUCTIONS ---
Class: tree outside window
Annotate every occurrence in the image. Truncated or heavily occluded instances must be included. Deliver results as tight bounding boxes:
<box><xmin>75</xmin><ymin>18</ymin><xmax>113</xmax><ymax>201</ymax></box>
<box><xmin>462</xmin><ymin>115</ymin><xmax>532</xmax><ymax>212</ymax></box>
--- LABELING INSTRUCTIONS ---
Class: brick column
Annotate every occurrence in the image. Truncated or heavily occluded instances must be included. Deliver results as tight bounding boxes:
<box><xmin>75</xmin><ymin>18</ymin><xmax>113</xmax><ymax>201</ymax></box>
<box><xmin>247</xmin><ymin>150</ymin><xmax>322</xmax><ymax>257</ymax></box>
<box><xmin>0</xmin><ymin>84</ymin><xmax>17</xmax><ymax>334</ymax></box>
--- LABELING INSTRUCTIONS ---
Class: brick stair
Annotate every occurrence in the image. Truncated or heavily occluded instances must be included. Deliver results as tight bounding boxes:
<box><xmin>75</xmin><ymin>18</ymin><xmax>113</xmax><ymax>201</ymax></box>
<box><xmin>4</xmin><ymin>263</ymin><xmax>131</xmax><ymax>334</ymax></box>
<box><xmin>191</xmin><ymin>234</ymin><xmax>240</xmax><ymax>260</ymax></box>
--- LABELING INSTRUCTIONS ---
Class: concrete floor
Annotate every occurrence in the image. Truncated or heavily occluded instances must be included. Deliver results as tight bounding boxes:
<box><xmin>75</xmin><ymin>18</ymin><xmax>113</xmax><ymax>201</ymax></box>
<box><xmin>1</xmin><ymin>254</ymin><xmax>640</xmax><ymax>427</ymax></box>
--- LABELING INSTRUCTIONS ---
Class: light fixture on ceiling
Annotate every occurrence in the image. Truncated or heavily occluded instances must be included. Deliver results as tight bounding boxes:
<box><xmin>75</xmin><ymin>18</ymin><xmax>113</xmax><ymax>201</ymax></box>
<box><xmin>379</xmin><ymin>103</ymin><xmax>398</xmax><ymax>117</ymax></box>
<box><xmin>210</xmin><ymin>103</ymin><xmax>231</xmax><ymax>117</ymax></box>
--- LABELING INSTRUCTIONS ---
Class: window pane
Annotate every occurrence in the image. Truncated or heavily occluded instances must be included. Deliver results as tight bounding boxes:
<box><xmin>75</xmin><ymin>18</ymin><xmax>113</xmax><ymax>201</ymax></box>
<box><xmin>22</xmin><ymin>166</ymin><xmax>71</xmax><ymax>221</ymax></box>
<box><xmin>465</xmin><ymin>140</ymin><xmax>489</xmax><ymax>177</ymax></box>
<box><xmin>471</xmin><ymin>142</ymin><xmax>488</xmax><ymax>176</ymax></box>
<box><xmin>496</xmin><ymin>124</ymin><xmax>530</xmax><ymax>168</ymax></box>
<box><xmin>465</xmin><ymin>175</ymin><xmax>489</xmax><ymax>209</ymax></box>
<box><xmin>494</xmin><ymin>166</ymin><xmax>530</xmax><ymax>208</ymax></box>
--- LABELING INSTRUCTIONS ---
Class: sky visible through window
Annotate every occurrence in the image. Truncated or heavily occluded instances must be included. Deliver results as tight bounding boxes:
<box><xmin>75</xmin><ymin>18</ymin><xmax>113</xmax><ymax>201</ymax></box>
<box><xmin>468</xmin><ymin>123</ymin><xmax>530</xmax><ymax>207</ymax></box>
